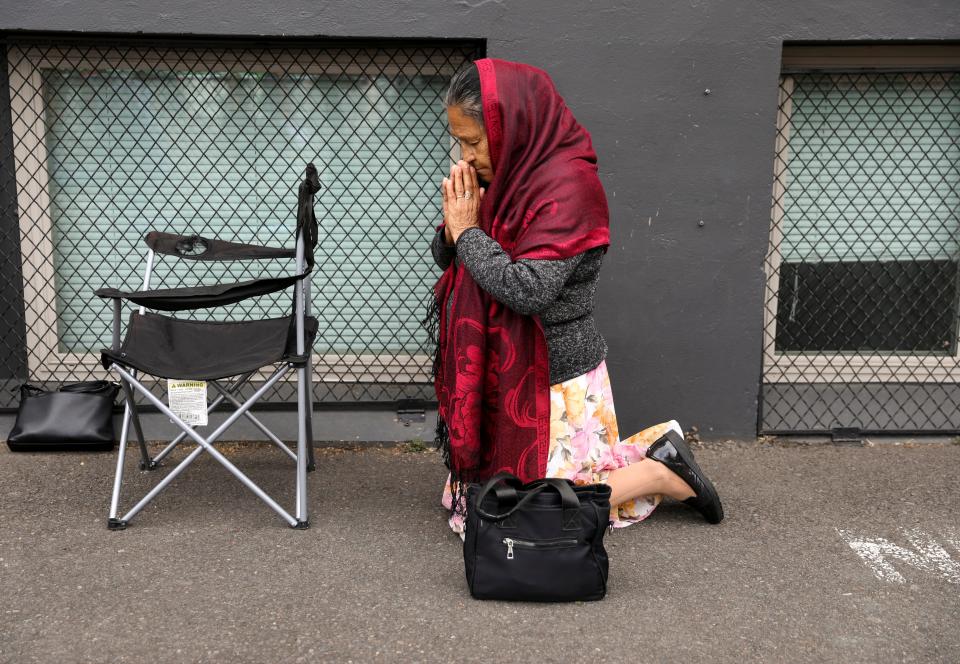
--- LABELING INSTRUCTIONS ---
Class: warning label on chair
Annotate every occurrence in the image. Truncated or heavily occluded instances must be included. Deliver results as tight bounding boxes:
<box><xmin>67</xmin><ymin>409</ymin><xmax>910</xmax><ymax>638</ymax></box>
<box><xmin>167</xmin><ymin>380</ymin><xmax>209</xmax><ymax>426</ymax></box>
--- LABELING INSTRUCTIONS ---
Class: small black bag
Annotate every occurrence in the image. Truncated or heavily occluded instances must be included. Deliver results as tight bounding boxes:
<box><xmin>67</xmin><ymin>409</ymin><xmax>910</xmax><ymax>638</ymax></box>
<box><xmin>463</xmin><ymin>472</ymin><xmax>612</xmax><ymax>602</ymax></box>
<box><xmin>7</xmin><ymin>381</ymin><xmax>120</xmax><ymax>451</ymax></box>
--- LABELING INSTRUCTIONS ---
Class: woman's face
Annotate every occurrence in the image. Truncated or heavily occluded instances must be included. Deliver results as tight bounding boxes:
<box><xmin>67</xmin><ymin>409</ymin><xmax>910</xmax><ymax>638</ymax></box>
<box><xmin>446</xmin><ymin>105</ymin><xmax>494</xmax><ymax>184</ymax></box>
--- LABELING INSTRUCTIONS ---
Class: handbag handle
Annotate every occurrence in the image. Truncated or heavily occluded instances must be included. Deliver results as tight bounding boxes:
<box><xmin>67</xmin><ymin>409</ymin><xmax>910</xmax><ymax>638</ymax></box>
<box><xmin>472</xmin><ymin>472</ymin><xmax>525</xmax><ymax>521</ymax></box>
<box><xmin>14</xmin><ymin>382</ymin><xmax>117</xmax><ymax>396</ymax></box>
<box><xmin>60</xmin><ymin>380</ymin><xmax>119</xmax><ymax>395</ymax></box>
<box><xmin>15</xmin><ymin>383</ymin><xmax>46</xmax><ymax>398</ymax></box>
<box><xmin>474</xmin><ymin>473</ymin><xmax>582</xmax><ymax>530</ymax></box>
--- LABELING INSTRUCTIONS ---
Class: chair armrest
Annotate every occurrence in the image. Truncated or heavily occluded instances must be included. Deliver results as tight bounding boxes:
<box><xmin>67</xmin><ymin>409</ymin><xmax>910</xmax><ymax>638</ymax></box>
<box><xmin>145</xmin><ymin>231</ymin><xmax>296</xmax><ymax>261</ymax></box>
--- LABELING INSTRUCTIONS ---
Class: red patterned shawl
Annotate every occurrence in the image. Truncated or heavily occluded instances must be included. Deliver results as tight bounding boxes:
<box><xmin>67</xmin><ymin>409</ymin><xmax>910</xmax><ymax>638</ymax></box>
<box><xmin>432</xmin><ymin>58</ymin><xmax>610</xmax><ymax>484</ymax></box>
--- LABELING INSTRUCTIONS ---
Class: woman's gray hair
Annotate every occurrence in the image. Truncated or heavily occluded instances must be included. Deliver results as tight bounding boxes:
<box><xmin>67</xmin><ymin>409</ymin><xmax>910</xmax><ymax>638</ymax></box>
<box><xmin>444</xmin><ymin>62</ymin><xmax>483</xmax><ymax>126</ymax></box>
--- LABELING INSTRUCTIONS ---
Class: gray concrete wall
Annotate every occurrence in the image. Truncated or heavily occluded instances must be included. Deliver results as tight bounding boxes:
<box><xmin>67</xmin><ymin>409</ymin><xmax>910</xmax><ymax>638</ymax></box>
<box><xmin>1</xmin><ymin>1</ymin><xmax>958</xmax><ymax>440</ymax></box>
<box><xmin>0</xmin><ymin>408</ymin><xmax>439</xmax><ymax>445</ymax></box>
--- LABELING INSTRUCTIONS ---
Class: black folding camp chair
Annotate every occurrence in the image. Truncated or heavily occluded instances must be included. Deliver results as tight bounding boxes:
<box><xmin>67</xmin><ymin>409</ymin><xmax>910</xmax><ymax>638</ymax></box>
<box><xmin>96</xmin><ymin>164</ymin><xmax>321</xmax><ymax>530</ymax></box>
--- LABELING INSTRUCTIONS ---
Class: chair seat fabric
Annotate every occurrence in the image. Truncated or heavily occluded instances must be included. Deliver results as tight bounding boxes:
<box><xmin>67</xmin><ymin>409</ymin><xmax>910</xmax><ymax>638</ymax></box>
<box><xmin>101</xmin><ymin>312</ymin><xmax>319</xmax><ymax>380</ymax></box>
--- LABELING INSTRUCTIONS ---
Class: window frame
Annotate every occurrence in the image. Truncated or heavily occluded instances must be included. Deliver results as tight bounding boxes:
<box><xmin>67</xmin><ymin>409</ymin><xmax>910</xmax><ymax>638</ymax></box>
<box><xmin>763</xmin><ymin>43</ymin><xmax>960</xmax><ymax>383</ymax></box>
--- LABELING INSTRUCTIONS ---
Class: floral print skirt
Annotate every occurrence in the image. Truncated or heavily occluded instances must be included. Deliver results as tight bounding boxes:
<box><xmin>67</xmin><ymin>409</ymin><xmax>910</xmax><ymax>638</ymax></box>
<box><xmin>441</xmin><ymin>358</ymin><xmax>684</xmax><ymax>535</ymax></box>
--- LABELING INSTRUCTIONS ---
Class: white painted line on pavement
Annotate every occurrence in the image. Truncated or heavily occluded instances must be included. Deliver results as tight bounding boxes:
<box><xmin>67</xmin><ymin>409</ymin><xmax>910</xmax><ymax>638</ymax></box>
<box><xmin>836</xmin><ymin>527</ymin><xmax>960</xmax><ymax>585</ymax></box>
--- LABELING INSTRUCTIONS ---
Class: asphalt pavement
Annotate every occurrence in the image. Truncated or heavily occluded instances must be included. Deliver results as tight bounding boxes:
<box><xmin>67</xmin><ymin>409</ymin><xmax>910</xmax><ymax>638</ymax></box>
<box><xmin>1</xmin><ymin>439</ymin><xmax>958</xmax><ymax>663</ymax></box>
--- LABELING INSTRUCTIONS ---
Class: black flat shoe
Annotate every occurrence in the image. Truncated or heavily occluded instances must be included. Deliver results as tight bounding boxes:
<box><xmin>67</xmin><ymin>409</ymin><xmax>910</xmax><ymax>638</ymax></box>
<box><xmin>645</xmin><ymin>429</ymin><xmax>724</xmax><ymax>524</ymax></box>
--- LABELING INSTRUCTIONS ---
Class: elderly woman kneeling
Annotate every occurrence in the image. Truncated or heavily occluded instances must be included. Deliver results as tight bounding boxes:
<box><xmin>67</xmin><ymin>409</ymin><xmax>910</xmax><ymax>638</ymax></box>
<box><xmin>426</xmin><ymin>58</ymin><xmax>724</xmax><ymax>537</ymax></box>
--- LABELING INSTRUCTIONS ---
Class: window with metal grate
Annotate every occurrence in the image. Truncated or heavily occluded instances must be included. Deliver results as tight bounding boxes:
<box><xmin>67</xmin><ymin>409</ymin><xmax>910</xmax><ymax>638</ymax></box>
<box><xmin>1</xmin><ymin>37</ymin><xmax>483</xmax><ymax>407</ymax></box>
<box><xmin>760</xmin><ymin>44</ymin><xmax>960</xmax><ymax>434</ymax></box>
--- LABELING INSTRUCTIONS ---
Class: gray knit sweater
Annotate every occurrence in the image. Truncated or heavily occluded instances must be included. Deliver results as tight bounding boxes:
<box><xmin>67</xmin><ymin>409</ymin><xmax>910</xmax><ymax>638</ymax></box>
<box><xmin>430</xmin><ymin>226</ymin><xmax>607</xmax><ymax>385</ymax></box>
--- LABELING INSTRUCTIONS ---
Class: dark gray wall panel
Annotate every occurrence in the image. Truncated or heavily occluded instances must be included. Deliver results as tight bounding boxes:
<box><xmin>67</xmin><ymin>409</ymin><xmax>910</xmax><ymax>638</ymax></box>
<box><xmin>1</xmin><ymin>1</ymin><xmax>957</xmax><ymax>438</ymax></box>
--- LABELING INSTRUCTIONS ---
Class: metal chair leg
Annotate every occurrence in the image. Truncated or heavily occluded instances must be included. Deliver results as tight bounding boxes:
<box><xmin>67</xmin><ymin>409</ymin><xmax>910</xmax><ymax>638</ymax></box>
<box><xmin>113</xmin><ymin>364</ymin><xmax>299</xmax><ymax>528</ymax></box>
<box><xmin>293</xmin><ymin>363</ymin><xmax>310</xmax><ymax>528</ymax></box>
<box><xmin>121</xmin><ymin>377</ymin><xmax>154</xmax><ymax>470</ymax></box>
<box><xmin>107</xmin><ymin>400</ymin><xmax>132</xmax><ymax>530</ymax></box>
<box><xmin>305</xmin><ymin>354</ymin><xmax>316</xmax><ymax>472</ymax></box>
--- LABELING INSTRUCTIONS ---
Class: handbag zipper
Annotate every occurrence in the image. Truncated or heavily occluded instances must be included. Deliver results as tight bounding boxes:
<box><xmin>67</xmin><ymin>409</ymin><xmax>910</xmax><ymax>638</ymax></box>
<box><xmin>502</xmin><ymin>537</ymin><xmax>578</xmax><ymax>560</ymax></box>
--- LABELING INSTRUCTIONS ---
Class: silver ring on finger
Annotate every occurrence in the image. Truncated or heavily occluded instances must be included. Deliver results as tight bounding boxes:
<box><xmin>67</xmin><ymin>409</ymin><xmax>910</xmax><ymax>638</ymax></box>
<box><xmin>463</xmin><ymin>191</ymin><xmax>473</xmax><ymax>199</ymax></box>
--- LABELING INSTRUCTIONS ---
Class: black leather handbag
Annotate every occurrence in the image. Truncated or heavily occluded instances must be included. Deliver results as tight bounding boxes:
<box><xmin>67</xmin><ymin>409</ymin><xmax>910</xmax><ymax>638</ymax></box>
<box><xmin>7</xmin><ymin>381</ymin><xmax>120</xmax><ymax>451</ymax></box>
<box><xmin>463</xmin><ymin>472</ymin><xmax>612</xmax><ymax>602</ymax></box>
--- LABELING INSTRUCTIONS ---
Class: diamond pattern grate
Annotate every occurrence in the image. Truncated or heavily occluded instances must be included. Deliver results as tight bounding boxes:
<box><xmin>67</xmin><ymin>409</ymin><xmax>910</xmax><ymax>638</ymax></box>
<box><xmin>0</xmin><ymin>35</ymin><xmax>482</xmax><ymax>409</ymax></box>
<box><xmin>761</xmin><ymin>70</ymin><xmax>960</xmax><ymax>434</ymax></box>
